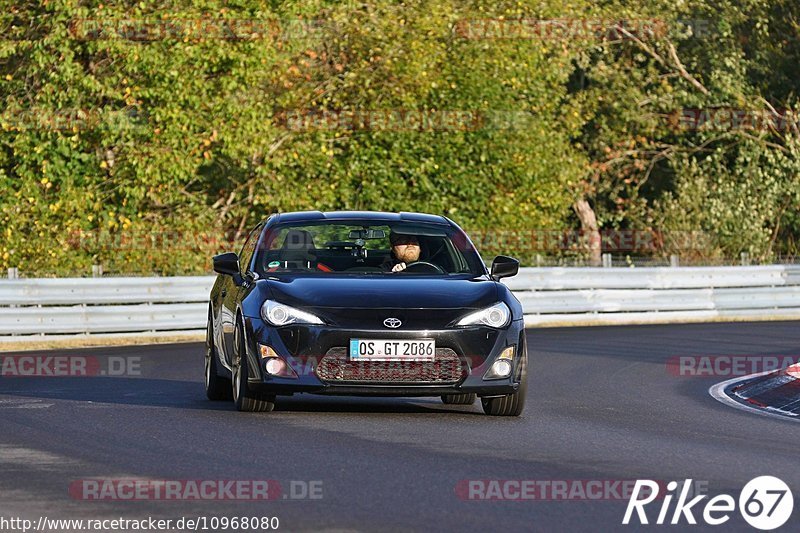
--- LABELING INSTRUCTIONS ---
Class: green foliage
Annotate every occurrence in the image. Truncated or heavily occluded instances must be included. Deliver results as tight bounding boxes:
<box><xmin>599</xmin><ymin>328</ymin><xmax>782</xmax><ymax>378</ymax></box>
<box><xmin>565</xmin><ymin>0</ymin><xmax>800</xmax><ymax>261</ymax></box>
<box><xmin>1</xmin><ymin>0</ymin><xmax>799</xmax><ymax>275</ymax></box>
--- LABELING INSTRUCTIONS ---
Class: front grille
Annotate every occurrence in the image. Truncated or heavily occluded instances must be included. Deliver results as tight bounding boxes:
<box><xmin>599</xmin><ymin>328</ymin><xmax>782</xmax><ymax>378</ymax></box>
<box><xmin>316</xmin><ymin>347</ymin><xmax>464</xmax><ymax>384</ymax></box>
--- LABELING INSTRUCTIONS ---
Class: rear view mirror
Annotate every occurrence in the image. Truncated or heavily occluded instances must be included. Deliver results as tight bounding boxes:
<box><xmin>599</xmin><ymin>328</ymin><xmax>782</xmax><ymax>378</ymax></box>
<box><xmin>491</xmin><ymin>255</ymin><xmax>519</xmax><ymax>280</ymax></box>
<box><xmin>213</xmin><ymin>252</ymin><xmax>240</xmax><ymax>277</ymax></box>
<box><xmin>348</xmin><ymin>229</ymin><xmax>386</xmax><ymax>240</ymax></box>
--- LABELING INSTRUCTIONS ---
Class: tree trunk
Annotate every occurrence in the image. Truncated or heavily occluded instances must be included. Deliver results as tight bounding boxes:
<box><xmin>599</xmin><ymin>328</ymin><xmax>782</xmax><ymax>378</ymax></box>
<box><xmin>573</xmin><ymin>198</ymin><xmax>602</xmax><ymax>266</ymax></box>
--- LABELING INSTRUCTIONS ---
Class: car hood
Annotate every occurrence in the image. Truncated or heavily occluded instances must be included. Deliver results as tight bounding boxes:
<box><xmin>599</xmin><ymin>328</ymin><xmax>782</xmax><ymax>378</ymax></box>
<box><xmin>257</xmin><ymin>276</ymin><xmax>499</xmax><ymax>329</ymax></box>
<box><xmin>264</xmin><ymin>275</ymin><xmax>497</xmax><ymax>309</ymax></box>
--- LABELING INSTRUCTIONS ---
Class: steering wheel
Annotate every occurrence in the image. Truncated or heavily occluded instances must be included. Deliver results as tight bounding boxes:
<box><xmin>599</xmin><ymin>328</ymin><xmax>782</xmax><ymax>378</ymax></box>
<box><xmin>402</xmin><ymin>261</ymin><xmax>445</xmax><ymax>273</ymax></box>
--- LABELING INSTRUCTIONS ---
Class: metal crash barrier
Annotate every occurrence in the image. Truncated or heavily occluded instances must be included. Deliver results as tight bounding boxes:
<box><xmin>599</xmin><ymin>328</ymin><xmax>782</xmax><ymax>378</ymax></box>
<box><xmin>2</xmin><ymin>266</ymin><xmax>800</xmax><ymax>335</ymax></box>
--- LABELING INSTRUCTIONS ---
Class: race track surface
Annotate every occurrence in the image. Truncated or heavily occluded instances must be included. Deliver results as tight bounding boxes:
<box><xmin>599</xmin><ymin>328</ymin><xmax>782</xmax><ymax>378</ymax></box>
<box><xmin>1</xmin><ymin>322</ymin><xmax>799</xmax><ymax>532</ymax></box>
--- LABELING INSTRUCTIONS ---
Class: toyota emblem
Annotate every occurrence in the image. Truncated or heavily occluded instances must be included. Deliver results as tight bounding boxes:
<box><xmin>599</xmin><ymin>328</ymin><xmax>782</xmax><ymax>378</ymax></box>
<box><xmin>383</xmin><ymin>317</ymin><xmax>402</xmax><ymax>329</ymax></box>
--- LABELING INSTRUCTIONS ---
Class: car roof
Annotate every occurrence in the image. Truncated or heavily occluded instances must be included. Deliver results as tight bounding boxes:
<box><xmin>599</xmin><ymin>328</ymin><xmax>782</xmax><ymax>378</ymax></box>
<box><xmin>269</xmin><ymin>210</ymin><xmax>450</xmax><ymax>225</ymax></box>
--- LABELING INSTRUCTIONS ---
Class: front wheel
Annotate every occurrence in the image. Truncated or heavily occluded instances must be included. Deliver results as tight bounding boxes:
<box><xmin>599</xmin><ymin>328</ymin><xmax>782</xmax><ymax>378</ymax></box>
<box><xmin>232</xmin><ymin>322</ymin><xmax>275</xmax><ymax>412</ymax></box>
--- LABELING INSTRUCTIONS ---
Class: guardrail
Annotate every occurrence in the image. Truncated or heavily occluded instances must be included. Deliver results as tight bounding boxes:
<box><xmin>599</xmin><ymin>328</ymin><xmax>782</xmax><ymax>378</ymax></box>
<box><xmin>0</xmin><ymin>277</ymin><xmax>213</xmax><ymax>335</ymax></box>
<box><xmin>507</xmin><ymin>265</ymin><xmax>800</xmax><ymax>326</ymax></box>
<box><xmin>2</xmin><ymin>266</ymin><xmax>800</xmax><ymax>336</ymax></box>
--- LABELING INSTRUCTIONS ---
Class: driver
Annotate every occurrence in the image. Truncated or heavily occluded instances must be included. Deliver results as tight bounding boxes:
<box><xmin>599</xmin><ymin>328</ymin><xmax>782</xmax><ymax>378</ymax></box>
<box><xmin>381</xmin><ymin>232</ymin><xmax>421</xmax><ymax>272</ymax></box>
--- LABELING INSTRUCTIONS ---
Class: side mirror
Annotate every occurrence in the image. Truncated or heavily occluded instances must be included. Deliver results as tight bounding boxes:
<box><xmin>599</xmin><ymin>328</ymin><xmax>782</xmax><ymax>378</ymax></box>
<box><xmin>213</xmin><ymin>252</ymin><xmax>240</xmax><ymax>277</ymax></box>
<box><xmin>491</xmin><ymin>255</ymin><xmax>519</xmax><ymax>280</ymax></box>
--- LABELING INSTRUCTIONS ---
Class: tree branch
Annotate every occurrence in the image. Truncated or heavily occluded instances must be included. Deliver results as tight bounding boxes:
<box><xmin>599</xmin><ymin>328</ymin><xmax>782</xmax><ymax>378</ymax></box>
<box><xmin>612</xmin><ymin>25</ymin><xmax>709</xmax><ymax>96</ymax></box>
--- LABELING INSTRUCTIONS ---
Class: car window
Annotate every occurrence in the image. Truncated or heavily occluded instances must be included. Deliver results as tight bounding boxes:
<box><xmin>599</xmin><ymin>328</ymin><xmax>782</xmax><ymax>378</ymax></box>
<box><xmin>255</xmin><ymin>221</ymin><xmax>484</xmax><ymax>276</ymax></box>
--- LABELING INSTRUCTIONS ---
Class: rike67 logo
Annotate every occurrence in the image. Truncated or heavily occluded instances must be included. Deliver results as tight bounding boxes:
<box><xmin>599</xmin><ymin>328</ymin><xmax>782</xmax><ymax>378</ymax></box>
<box><xmin>623</xmin><ymin>476</ymin><xmax>793</xmax><ymax>530</ymax></box>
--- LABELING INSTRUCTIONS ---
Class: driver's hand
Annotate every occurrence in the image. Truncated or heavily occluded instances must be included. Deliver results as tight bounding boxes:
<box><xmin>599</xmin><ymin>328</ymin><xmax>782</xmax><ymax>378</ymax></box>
<box><xmin>392</xmin><ymin>262</ymin><xmax>407</xmax><ymax>272</ymax></box>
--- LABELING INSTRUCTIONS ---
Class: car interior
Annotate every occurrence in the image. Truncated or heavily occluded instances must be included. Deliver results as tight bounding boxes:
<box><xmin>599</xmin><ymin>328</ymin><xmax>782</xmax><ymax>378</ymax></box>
<box><xmin>258</xmin><ymin>225</ymin><xmax>468</xmax><ymax>274</ymax></box>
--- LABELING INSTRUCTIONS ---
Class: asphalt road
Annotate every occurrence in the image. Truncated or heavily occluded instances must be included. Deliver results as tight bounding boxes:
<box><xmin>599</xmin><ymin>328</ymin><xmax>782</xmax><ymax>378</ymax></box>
<box><xmin>1</xmin><ymin>322</ymin><xmax>799</xmax><ymax>532</ymax></box>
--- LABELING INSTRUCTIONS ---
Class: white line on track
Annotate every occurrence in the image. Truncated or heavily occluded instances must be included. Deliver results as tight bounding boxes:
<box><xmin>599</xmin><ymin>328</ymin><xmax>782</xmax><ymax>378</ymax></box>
<box><xmin>0</xmin><ymin>399</ymin><xmax>54</xmax><ymax>409</ymax></box>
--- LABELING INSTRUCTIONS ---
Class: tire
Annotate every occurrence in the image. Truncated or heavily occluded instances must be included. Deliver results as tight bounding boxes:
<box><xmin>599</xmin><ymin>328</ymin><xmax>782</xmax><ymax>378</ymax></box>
<box><xmin>232</xmin><ymin>320</ymin><xmax>275</xmax><ymax>413</ymax></box>
<box><xmin>441</xmin><ymin>393</ymin><xmax>477</xmax><ymax>405</ymax></box>
<box><xmin>205</xmin><ymin>313</ymin><xmax>232</xmax><ymax>401</ymax></box>
<box><xmin>481</xmin><ymin>353</ymin><xmax>527</xmax><ymax>417</ymax></box>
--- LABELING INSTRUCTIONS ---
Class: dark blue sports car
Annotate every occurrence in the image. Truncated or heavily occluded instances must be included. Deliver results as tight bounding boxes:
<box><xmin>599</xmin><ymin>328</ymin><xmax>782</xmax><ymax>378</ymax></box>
<box><xmin>205</xmin><ymin>211</ymin><xmax>526</xmax><ymax>415</ymax></box>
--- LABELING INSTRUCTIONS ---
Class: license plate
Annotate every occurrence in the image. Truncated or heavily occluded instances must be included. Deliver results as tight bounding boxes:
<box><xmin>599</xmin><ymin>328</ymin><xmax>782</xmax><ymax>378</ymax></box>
<box><xmin>349</xmin><ymin>339</ymin><xmax>435</xmax><ymax>361</ymax></box>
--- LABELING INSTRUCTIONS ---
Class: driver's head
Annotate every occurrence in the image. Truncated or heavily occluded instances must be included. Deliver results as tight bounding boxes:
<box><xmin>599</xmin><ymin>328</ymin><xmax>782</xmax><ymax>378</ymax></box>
<box><xmin>390</xmin><ymin>232</ymin><xmax>420</xmax><ymax>263</ymax></box>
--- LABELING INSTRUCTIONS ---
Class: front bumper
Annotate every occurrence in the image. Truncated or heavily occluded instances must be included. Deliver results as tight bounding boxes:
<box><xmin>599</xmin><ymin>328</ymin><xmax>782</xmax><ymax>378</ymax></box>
<box><xmin>240</xmin><ymin>316</ymin><xmax>526</xmax><ymax>397</ymax></box>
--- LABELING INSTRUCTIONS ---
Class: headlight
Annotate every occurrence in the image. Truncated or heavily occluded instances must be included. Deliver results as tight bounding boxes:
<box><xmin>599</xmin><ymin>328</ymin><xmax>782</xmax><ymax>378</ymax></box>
<box><xmin>455</xmin><ymin>302</ymin><xmax>511</xmax><ymax>328</ymax></box>
<box><xmin>260</xmin><ymin>300</ymin><xmax>324</xmax><ymax>326</ymax></box>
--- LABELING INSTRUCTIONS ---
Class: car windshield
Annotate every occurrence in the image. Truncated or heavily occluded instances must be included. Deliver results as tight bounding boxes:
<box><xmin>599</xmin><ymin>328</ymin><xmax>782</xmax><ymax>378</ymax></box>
<box><xmin>253</xmin><ymin>221</ymin><xmax>485</xmax><ymax>276</ymax></box>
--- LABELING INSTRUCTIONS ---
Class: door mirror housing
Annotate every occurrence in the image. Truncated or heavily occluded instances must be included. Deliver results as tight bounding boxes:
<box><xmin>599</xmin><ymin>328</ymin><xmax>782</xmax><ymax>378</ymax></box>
<box><xmin>490</xmin><ymin>255</ymin><xmax>519</xmax><ymax>280</ymax></box>
<box><xmin>213</xmin><ymin>252</ymin><xmax>240</xmax><ymax>277</ymax></box>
